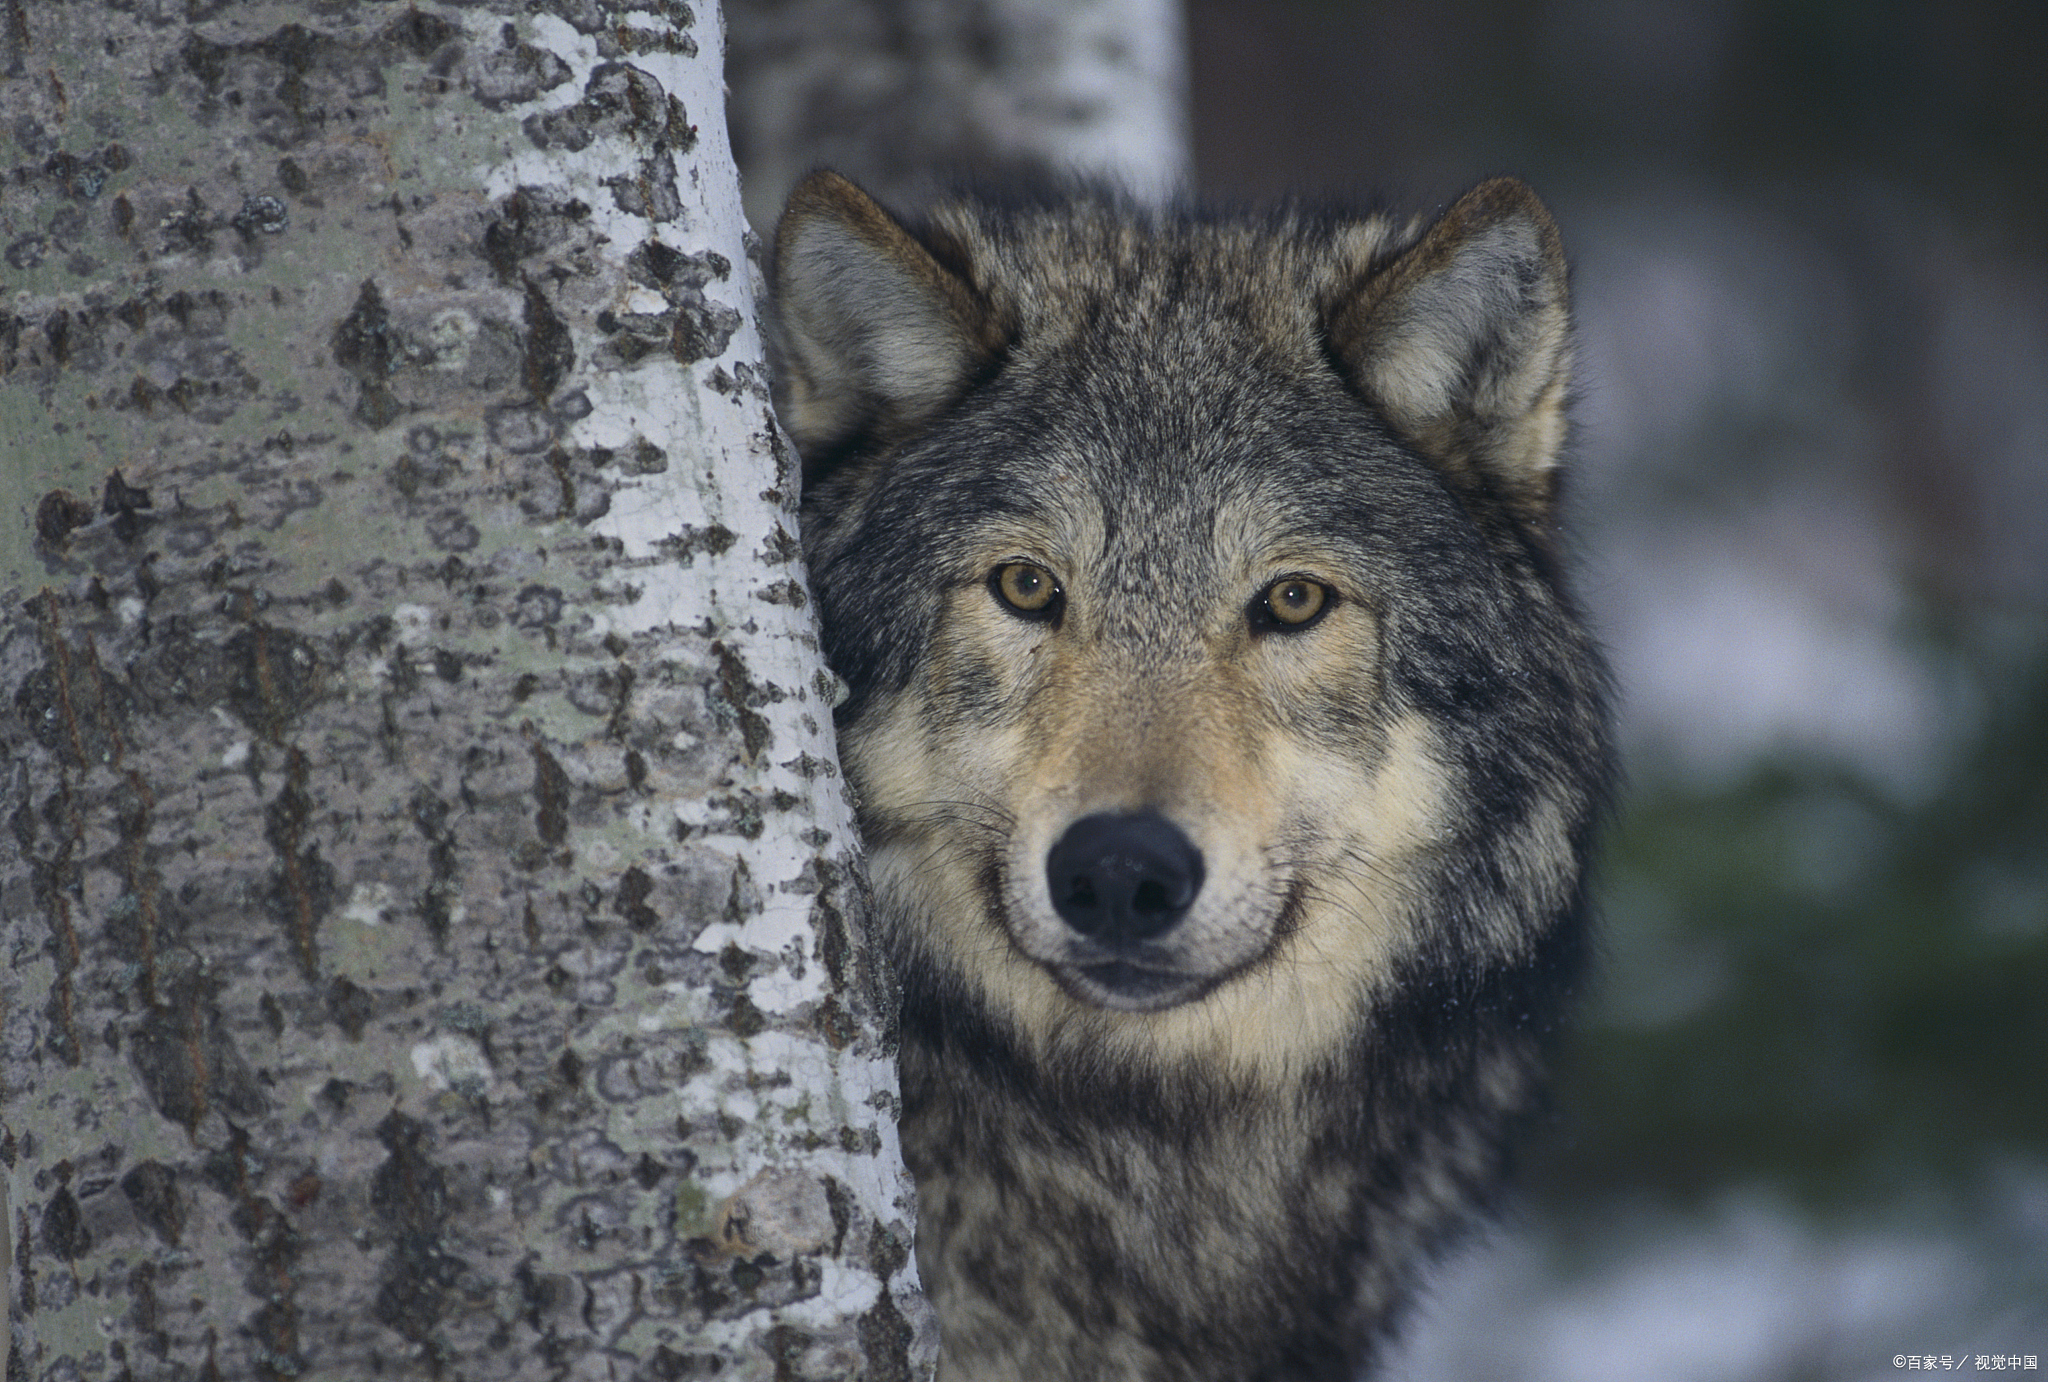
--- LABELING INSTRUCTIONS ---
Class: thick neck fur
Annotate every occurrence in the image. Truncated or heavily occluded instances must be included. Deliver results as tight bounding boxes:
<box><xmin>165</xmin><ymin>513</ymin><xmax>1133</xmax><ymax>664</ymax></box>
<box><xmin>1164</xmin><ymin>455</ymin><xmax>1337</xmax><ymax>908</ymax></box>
<box><xmin>891</xmin><ymin>905</ymin><xmax>1581</xmax><ymax>1382</ymax></box>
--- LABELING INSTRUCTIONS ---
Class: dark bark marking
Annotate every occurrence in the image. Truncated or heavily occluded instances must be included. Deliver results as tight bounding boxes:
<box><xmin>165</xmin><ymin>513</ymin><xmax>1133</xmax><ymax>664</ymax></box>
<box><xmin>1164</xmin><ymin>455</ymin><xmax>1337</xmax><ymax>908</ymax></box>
<box><xmin>608</xmin><ymin>151</ymin><xmax>683</xmax><ymax>223</ymax></box>
<box><xmin>12</xmin><ymin>1207</ymin><xmax>32</xmax><ymax>1320</ymax></box>
<box><xmin>40</xmin><ymin>141</ymin><xmax>129</xmax><ymax>202</ymax></box>
<box><xmin>158</xmin><ymin>187</ymin><xmax>214</xmax><ymax>258</ymax></box>
<box><xmin>867</xmin><ymin>1217</ymin><xmax>908</xmax><ymax>1281</ymax></box>
<box><xmin>262</xmin><ymin>747</ymin><xmax>324</xmax><ymax>980</ymax></box>
<box><xmin>326</xmin><ymin>975</ymin><xmax>373</xmax><ymax>1040</ymax></box>
<box><xmin>34</xmin><ymin>489</ymin><xmax>94</xmax><ymax>549</ymax></box>
<box><xmin>127</xmin><ymin>1259</ymin><xmax>170</xmax><ymax>1360</ymax></box>
<box><xmin>409</xmin><ymin>787</ymin><xmax>460</xmax><ymax>946</ymax></box>
<box><xmin>614</xmin><ymin>865</ymin><xmax>657</xmax><ymax>931</ymax></box>
<box><xmin>812</xmin><ymin>995</ymin><xmax>857</xmax><ymax>1051</ymax></box>
<box><xmin>232</xmin><ymin>194</ymin><xmax>290</xmax><ymax>238</ymax></box>
<box><xmin>18</xmin><ymin>600</ymin><xmax>134</xmax><ymax>771</ymax></box>
<box><xmin>481</xmin><ymin>187</ymin><xmax>590</xmax><ymax>285</ymax></box>
<box><xmin>182</xmin><ymin>978</ymin><xmax>213</xmax><ymax>1134</ymax></box>
<box><xmin>670</xmin><ymin>291</ymin><xmax>740</xmax><ymax>364</ymax></box>
<box><xmin>605</xmin><ymin>660</ymin><xmax>636</xmax><ymax>740</ymax></box>
<box><xmin>810</xmin><ymin>886</ymin><xmax>855</xmax><ymax>995</ymax></box>
<box><xmin>628</xmin><ymin>240</ymin><xmax>740</xmax><ymax>369</ymax></box>
<box><xmin>117</xmin><ymin>769</ymin><xmax>162</xmax><ymax>1007</ymax></box>
<box><xmin>39</xmin><ymin>308</ymin><xmax>68</xmax><ymax>365</ymax></box>
<box><xmin>128</xmin><ymin>975</ymin><xmax>213</xmax><ymax>1132</ymax></box>
<box><xmin>78</xmin><ymin>634</ymin><xmax>127</xmax><ymax>765</ymax></box>
<box><xmin>25</xmin><ymin>591</ymin><xmax>86</xmax><ymax>1064</ymax></box>
<box><xmin>379</xmin><ymin>9</ymin><xmax>458</xmax><ymax>59</ymax></box>
<box><xmin>224</xmin><ymin>618</ymin><xmax>323</xmax><ymax>741</ymax></box>
<box><xmin>523</xmin><ymin>62</ymin><xmax>678</xmax><ymax>152</ymax></box>
<box><xmin>181</xmin><ymin>23</ymin><xmax>448</xmax><ymax>151</ymax></box>
<box><xmin>522</xmin><ymin>274</ymin><xmax>573</xmax><ymax>402</ymax></box>
<box><xmin>710</xmin><ymin>641</ymin><xmax>772</xmax><ymax>761</ymax></box>
<box><xmin>29</xmin><ymin>589</ymin><xmax>88</xmax><ymax>768</ymax></box>
<box><xmin>29</xmin><ymin>860</ymin><xmax>82</xmax><ymax>1066</ymax></box>
<box><xmin>544</xmin><ymin>444</ymin><xmax>577</xmax><ymax>518</ymax></box>
<box><xmin>201</xmin><ymin>1124</ymin><xmax>307</xmax><ymax>1381</ymax></box>
<box><xmin>38</xmin><ymin>1185</ymin><xmax>90</xmax><ymax>1260</ymax></box>
<box><xmin>764</xmin><ymin>1323</ymin><xmax>812</xmax><ymax>1382</ymax></box>
<box><xmin>857</xmin><ymin>1284</ymin><xmax>917</xmax><ymax>1382</ymax></box>
<box><xmin>726</xmin><ymin>990</ymin><xmax>765</xmax><ymax>1038</ymax></box>
<box><xmin>3</xmin><ymin>0</ymin><xmax>27</xmax><ymax>72</ymax></box>
<box><xmin>121</xmin><ymin>1160</ymin><xmax>185</xmax><ymax>1247</ymax></box>
<box><xmin>529</xmin><ymin>737</ymin><xmax>570</xmax><ymax>846</ymax></box>
<box><xmin>101</xmin><ymin>468</ymin><xmax>154</xmax><ymax>542</ymax></box>
<box><xmin>467</xmin><ymin>26</ymin><xmax>573</xmax><ymax>112</ymax></box>
<box><xmin>332</xmin><ymin>278</ymin><xmax>401</xmax><ymax>427</ymax></box>
<box><xmin>370</xmin><ymin>1113</ymin><xmax>466</xmax><ymax>1348</ymax></box>
<box><xmin>179</xmin><ymin>31</ymin><xmax>228</xmax><ymax>91</ymax></box>
<box><xmin>822</xmin><ymin>1175</ymin><xmax>853</xmax><ymax>1258</ymax></box>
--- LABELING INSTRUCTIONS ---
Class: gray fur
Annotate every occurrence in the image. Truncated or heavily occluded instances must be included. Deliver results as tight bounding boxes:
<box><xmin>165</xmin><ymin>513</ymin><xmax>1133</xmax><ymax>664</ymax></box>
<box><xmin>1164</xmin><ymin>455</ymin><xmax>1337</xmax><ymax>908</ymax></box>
<box><xmin>771</xmin><ymin>171</ymin><xmax>1610</xmax><ymax>1382</ymax></box>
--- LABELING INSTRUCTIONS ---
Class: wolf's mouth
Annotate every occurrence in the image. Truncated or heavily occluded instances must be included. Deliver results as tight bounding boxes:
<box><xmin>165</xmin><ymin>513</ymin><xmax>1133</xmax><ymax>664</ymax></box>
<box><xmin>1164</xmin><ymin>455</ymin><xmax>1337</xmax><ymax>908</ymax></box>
<box><xmin>1079</xmin><ymin>960</ymin><xmax>1181</xmax><ymax>997</ymax></box>
<box><xmin>1062</xmin><ymin>959</ymin><xmax>1219</xmax><ymax>1013</ymax></box>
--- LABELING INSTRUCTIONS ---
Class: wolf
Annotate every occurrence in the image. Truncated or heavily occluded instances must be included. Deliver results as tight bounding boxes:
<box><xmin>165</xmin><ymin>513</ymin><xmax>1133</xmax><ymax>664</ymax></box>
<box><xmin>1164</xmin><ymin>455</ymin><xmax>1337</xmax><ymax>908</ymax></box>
<box><xmin>769</xmin><ymin>169</ymin><xmax>1611</xmax><ymax>1382</ymax></box>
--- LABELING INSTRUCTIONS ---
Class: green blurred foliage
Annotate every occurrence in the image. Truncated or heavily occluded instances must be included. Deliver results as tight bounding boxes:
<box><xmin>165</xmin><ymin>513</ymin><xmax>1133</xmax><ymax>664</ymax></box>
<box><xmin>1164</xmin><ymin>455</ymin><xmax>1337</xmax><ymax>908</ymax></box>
<box><xmin>1535</xmin><ymin>643</ymin><xmax>2048</xmax><ymax>1211</ymax></box>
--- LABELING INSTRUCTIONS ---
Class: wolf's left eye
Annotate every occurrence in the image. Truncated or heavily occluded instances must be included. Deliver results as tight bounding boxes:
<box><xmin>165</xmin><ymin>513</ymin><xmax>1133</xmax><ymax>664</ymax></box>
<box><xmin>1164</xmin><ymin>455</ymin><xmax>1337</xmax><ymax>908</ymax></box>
<box><xmin>990</xmin><ymin>562</ymin><xmax>1064</xmax><ymax>622</ymax></box>
<box><xmin>1251</xmin><ymin>577</ymin><xmax>1332</xmax><ymax>633</ymax></box>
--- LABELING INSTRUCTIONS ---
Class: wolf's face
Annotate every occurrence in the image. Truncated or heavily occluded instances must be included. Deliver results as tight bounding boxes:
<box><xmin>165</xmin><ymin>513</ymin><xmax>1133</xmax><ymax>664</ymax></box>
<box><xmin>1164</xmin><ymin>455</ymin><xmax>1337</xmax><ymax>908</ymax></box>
<box><xmin>844</xmin><ymin>454</ymin><xmax>1442</xmax><ymax>1024</ymax></box>
<box><xmin>815</xmin><ymin>359</ymin><xmax>1472</xmax><ymax>1041</ymax></box>
<box><xmin>774</xmin><ymin>175</ymin><xmax>1602</xmax><ymax>1077</ymax></box>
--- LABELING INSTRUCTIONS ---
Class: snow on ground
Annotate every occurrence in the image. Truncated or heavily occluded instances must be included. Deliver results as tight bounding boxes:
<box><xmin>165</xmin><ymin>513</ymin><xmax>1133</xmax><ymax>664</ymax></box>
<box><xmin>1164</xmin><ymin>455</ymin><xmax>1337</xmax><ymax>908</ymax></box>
<box><xmin>1388</xmin><ymin>1189</ymin><xmax>2048</xmax><ymax>1382</ymax></box>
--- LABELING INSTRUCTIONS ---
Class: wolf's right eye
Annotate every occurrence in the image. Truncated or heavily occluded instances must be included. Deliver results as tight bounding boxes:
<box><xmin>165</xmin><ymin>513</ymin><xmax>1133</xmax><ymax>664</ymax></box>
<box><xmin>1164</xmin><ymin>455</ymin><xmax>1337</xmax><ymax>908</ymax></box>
<box><xmin>1250</xmin><ymin>577</ymin><xmax>1333</xmax><ymax>633</ymax></box>
<box><xmin>990</xmin><ymin>562</ymin><xmax>1064</xmax><ymax>622</ymax></box>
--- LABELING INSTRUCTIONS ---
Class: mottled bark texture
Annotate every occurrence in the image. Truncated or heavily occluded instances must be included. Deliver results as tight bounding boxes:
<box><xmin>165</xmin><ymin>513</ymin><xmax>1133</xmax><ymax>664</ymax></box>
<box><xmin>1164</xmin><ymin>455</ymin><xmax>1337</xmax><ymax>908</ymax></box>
<box><xmin>725</xmin><ymin>0</ymin><xmax>1189</xmax><ymax>231</ymax></box>
<box><xmin>0</xmin><ymin>4</ymin><xmax>933</xmax><ymax>1380</ymax></box>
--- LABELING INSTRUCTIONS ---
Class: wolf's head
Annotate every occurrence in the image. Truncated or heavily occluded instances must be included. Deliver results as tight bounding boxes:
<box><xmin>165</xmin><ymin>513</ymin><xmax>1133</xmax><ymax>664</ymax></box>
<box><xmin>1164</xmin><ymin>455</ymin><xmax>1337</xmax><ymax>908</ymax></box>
<box><xmin>771</xmin><ymin>174</ymin><xmax>1607</xmax><ymax>1082</ymax></box>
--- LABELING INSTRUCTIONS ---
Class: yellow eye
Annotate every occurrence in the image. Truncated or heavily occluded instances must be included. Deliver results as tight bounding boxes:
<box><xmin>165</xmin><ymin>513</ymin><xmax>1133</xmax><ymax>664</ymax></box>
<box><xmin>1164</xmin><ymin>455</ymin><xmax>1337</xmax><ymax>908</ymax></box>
<box><xmin>991</xmin><ymin>562</ymin><xmax>1063</xmax><ymax>620</ymax></box>
<box><xmin>1257</xmin><ymin>577</ymin><xmax>1331</xmax><ymax>631</ymax></box>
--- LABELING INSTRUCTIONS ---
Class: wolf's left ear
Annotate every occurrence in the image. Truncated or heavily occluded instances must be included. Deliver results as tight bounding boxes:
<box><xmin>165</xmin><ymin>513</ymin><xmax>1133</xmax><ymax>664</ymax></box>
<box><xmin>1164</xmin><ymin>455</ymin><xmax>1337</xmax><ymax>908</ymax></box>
<box><xmin>770</xmin><ymin>171</ymin><xmax>1001</xmax><ymax>466</ymax></box>
<box><xmin>1328</xmin><ymin>178</ymin><xmax>1572</xmax><ymax>529</ymax></box>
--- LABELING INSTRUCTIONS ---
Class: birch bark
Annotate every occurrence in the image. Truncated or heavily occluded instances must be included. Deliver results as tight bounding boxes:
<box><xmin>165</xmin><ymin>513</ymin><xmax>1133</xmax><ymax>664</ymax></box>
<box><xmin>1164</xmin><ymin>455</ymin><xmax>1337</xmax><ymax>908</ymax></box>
<box><xmin>0</xmin><ymin>4</ymin><xmax>931</xmax><ymax>1379</ymax></box>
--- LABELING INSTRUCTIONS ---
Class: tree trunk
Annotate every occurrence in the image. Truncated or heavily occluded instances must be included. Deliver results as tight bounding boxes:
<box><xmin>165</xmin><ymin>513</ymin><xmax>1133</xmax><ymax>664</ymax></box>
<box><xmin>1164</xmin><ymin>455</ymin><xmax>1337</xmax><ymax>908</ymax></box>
<box><xmin>725</xmin><ymin>0</ymin><xmax>1190</xmax><ymax>231</ymax></box>
<box><xmin>0</xmin><ymin>4</ymin><xmax>933</xmax><ymax>1379</ymax></box>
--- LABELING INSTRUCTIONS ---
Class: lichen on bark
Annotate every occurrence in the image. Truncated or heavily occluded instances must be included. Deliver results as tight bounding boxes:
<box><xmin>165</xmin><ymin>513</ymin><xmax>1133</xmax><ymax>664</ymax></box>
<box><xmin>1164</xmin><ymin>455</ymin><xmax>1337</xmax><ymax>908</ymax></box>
<box><xmin>0</xmin><ymin>4</ymin><xmax>933</xmax><ymax>1379</ymax></box>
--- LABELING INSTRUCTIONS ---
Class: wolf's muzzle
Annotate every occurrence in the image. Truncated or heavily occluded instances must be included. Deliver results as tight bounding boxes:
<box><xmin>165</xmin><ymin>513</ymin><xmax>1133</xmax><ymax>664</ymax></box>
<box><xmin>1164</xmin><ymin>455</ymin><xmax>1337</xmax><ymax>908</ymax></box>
<box><xmin>1045</xmin><ymin>811</ymin><xmax>1205</xmax><ymax>945</ymax></box>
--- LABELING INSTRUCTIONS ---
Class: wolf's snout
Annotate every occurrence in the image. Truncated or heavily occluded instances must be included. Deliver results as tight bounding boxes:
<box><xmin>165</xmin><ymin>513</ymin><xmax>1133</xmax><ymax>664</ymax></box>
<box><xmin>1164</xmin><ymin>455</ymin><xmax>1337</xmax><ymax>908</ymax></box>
<box><xmin>1045</xmin><ymin>812</ymin><xmax>1205</xmax><ymax>944</ymax></box>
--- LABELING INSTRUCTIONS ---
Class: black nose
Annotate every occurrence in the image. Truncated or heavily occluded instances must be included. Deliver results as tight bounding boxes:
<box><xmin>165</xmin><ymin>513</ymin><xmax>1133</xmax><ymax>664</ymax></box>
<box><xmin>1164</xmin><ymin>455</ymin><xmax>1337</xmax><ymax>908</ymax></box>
<box><xmin>1045</xmin><ymin>812</ymin><xmax>1205</xmax><ymax>944</ymax></box>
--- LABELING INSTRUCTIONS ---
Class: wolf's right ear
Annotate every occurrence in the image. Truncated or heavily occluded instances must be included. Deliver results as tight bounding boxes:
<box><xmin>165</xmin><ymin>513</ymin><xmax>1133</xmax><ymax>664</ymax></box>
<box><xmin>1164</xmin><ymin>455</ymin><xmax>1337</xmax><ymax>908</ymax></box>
<box><xmin>770</xmin><ymin>171</ymin><xmax>1000</xmax><ymax>464</ymax></box>
<box><xmin>1327</xmin><ymin>178</ymin><xmax>1572</xmax><ymax>532</ymax></box>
